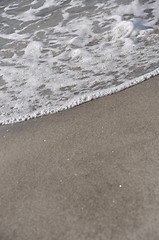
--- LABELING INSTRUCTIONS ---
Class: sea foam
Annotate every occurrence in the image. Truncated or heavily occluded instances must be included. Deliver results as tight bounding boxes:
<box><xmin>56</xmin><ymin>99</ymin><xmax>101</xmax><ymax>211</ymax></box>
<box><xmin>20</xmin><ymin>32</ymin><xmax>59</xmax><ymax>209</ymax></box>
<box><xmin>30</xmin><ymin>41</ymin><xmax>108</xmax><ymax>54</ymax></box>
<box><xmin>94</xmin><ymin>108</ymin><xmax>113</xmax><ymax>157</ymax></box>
<box><xmin>0</xmin><ymin>0</ymin><xmax>159</xmax><ymax>124</ymax></box>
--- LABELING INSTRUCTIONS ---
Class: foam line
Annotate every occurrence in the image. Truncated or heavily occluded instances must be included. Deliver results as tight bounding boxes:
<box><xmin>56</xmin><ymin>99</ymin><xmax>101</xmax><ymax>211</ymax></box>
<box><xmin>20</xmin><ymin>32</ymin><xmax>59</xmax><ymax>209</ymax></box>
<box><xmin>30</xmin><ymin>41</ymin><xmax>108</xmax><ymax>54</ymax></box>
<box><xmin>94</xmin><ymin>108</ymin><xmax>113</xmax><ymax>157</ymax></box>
<box><xmin>1</xmin><ymin>68</ymin><xmax>159</xmax><ymax>125</ymax></box>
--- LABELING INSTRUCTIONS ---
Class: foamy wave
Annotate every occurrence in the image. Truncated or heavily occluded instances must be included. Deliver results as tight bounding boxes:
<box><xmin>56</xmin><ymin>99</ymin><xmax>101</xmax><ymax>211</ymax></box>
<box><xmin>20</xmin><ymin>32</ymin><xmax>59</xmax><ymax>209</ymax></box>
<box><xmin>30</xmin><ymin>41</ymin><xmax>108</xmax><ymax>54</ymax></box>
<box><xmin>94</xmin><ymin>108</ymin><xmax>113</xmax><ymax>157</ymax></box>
<box><xmin>0</xmin><ymin>0</ymin><xmax>159</xmax><ymax>124</ymax></box>
<box><xmin>1</xmin><ymin>68</ymin><xmax>159</xmax><ymax>125</ymax></box>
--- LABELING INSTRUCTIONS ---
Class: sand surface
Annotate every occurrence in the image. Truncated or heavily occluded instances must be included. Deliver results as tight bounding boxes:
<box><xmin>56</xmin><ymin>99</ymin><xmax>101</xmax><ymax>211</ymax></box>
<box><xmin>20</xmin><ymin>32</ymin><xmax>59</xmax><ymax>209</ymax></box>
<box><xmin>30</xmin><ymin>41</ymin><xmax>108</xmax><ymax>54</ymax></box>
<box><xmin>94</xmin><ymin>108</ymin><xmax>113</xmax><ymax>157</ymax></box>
<box><xmin>0</xmin><ymin>76</ymin><xmax>159</xmax><ymax>240</ymax></box>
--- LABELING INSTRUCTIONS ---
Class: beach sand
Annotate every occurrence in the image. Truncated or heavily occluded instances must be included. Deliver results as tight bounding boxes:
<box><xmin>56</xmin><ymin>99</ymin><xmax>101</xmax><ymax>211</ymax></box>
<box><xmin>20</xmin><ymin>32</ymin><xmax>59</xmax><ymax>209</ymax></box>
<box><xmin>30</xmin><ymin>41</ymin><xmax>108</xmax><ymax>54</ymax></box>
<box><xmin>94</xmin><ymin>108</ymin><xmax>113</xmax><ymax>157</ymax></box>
<box><xmin>0</xmin><ymin>76</ymin><xmax>159</xmax><ymax>240</ymax></box>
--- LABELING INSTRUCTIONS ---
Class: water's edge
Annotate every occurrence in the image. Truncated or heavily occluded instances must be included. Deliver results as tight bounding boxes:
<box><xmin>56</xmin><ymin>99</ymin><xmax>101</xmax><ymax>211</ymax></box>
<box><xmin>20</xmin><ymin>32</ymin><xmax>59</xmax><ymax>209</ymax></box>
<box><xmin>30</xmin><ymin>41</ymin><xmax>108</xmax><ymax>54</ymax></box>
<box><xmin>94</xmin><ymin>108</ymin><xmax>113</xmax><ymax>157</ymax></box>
<box><xmin>1</xmin><ymin>68</ymin><xmax>159</xmax><ymax>125</ymax></box>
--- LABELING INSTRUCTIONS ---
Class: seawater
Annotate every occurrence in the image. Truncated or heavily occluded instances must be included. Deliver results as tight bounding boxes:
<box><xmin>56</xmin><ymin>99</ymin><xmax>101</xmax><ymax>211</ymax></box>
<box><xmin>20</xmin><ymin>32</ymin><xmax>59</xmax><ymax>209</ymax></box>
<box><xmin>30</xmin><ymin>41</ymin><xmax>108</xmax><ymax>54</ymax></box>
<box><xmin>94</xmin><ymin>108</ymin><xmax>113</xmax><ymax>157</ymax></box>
<box><xmin>0</xmin><ymin>0</ymin><xmax>159</xmax><ymax>124</ymax></box>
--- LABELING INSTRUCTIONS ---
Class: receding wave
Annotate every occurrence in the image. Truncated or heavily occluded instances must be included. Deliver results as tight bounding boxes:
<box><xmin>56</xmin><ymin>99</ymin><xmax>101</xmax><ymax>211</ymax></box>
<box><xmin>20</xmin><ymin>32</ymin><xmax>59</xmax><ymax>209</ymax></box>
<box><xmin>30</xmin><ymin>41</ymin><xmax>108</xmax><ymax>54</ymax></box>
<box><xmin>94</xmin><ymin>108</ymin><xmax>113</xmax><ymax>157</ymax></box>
<box><xmin>0</xmin><ymin>0</ymin><xmax>159</xmax><ymax>124</ymax></box>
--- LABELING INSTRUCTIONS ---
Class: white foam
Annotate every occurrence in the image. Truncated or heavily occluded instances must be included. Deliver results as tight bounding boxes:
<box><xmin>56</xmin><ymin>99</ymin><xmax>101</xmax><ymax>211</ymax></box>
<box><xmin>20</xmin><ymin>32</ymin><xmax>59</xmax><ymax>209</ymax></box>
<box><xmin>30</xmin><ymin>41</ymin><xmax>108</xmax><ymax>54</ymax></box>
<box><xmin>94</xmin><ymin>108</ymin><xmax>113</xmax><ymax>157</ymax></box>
<box><xmin>115</xmin><ymin>0</ymin><xmax>145</xmax><ymax>17</ymax></box>
<box><xmin>40</xmin><ymin>0</ymin><xmax>56</xmax><ymax>9</ymax></box>
<box><xmin>112</xmin><ymin>21</ymin><xmax>135</xmax><ymax>39</ymax></box>
<box><xmin>153</xmin><ymin>0</ymin><xmax>159</xmax><ymax>24</ymax></box>
<box><xmin>0</xmin><ymin>32</ymin><xmax>30</xmax><ymax>40</ymax></box>
<box><xmin>0</xmin><ymin>0</ymin><xmax>159</xmax><ymax>125</ymax></box>
<box><xmin>24</xmin><ymin>41</ymin><xmax>43</xmax><ymax>58</ymax></box>
<box><xmin>1</xmin><ymin>68</ymin><xmax>159</xmax><ymax>125</ymax></box>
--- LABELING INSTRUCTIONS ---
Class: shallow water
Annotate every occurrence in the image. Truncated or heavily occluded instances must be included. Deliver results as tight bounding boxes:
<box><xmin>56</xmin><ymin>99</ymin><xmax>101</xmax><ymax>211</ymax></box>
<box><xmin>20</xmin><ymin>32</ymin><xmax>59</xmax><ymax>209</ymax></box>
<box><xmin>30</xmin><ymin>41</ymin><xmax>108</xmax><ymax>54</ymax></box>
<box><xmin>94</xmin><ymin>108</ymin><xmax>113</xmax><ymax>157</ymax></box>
<box><xmin>0</xmin><ymin>0</ymin><xmax>159</xmax><ymax>124</ymax></box>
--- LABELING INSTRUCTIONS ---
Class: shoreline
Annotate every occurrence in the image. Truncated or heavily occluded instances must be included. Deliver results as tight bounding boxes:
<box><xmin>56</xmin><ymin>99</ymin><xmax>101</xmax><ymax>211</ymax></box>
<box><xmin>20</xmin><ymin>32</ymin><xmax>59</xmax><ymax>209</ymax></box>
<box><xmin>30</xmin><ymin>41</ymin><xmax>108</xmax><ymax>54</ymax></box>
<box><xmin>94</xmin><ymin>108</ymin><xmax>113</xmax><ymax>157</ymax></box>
<box><xmin>0</xmin><ymin>76</ymin><xmax>159</xmax><ymax>239</ymax></box>
<box><xmin>1</xmin><ymin>69</ymin><xmax>159</xmax><ymax>125</ymax></box>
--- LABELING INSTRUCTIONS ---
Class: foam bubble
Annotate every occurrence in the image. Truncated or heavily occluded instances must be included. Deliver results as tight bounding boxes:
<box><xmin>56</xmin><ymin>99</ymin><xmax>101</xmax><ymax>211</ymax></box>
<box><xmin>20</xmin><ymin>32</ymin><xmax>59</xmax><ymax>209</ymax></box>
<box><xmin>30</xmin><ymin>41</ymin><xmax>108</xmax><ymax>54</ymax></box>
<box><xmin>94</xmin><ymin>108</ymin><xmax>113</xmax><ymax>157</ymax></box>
<box><xmin>112</xmin><ymin>20</ymin><xmax>135</xmax><ymax>39</ymax></box>
<box><xmin>24</xmin><ymin>41</ymin><xmax>43</xmax><ymax>58</ymax></box>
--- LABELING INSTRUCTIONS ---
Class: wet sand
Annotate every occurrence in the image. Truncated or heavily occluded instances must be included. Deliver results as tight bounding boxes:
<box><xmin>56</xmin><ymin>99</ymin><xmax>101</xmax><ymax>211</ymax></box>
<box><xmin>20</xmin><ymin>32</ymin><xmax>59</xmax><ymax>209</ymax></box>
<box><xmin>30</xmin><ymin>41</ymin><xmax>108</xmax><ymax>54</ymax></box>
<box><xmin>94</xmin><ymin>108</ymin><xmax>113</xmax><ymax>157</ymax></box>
<box><xmin>0</xmin><ymin>76</ymin><xmax>159</xmax><ymax>240</ymax></box>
